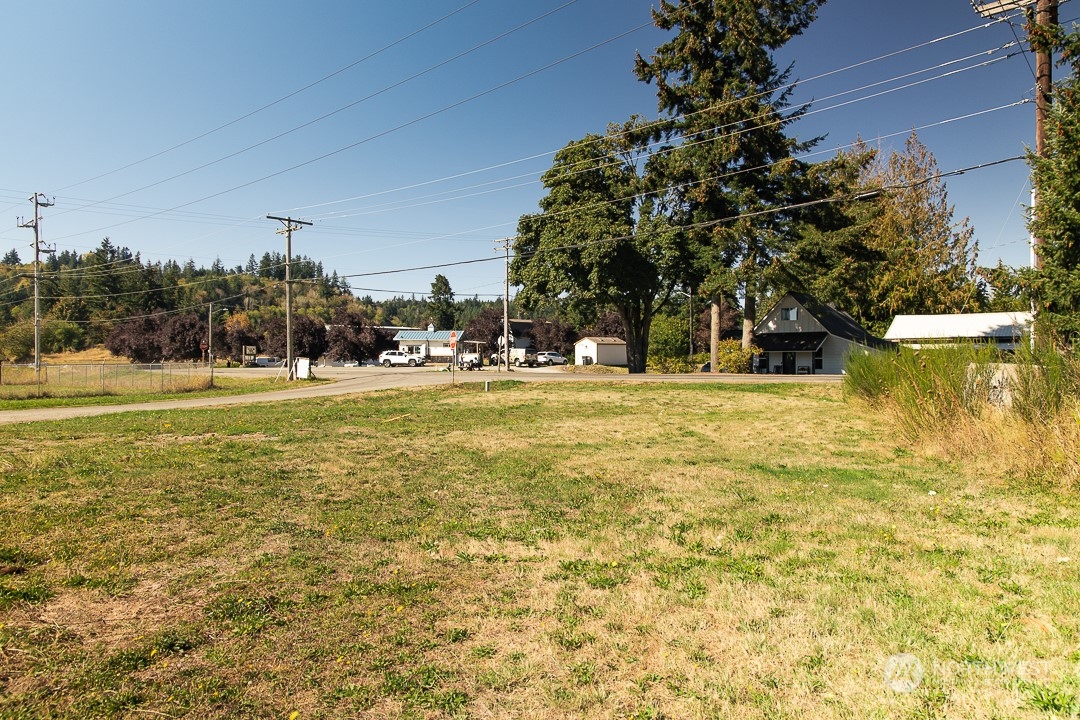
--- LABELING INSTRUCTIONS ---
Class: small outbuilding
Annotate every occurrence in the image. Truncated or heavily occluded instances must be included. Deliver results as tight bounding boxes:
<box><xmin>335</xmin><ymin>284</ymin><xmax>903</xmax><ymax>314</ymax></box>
<box><xmin>883</xmin><ymin>312</ymin><xmax>1034</xmax><ymax>351</ymax></box>
<box><xmin>574</xmin><ymin>337</ymin><xmax>627</xmax><ymax>367</ymax></box>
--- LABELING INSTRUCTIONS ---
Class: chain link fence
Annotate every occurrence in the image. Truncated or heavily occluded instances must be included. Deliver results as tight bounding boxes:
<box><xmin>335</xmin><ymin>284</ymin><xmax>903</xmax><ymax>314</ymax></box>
<box><xmin>0</xmin><ymin>362</ymin><xmax>213</xmax><ymax>395</ymax></box>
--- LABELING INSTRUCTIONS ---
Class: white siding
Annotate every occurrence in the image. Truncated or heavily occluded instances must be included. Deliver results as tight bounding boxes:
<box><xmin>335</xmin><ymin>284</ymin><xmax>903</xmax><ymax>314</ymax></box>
<box><xmin>596</xmin><ymin>343</ymin><xmax>627</xmax><ymax>366</ymax></box>
<box><xmin>758</xmin><ymin>300</ymin><xmax>826</xmax><ymax>335</ymax></box>
<box><xmin>574</xmin><ymin>338</ymin><xmax>627</xmax><ymax>366</ymax></box>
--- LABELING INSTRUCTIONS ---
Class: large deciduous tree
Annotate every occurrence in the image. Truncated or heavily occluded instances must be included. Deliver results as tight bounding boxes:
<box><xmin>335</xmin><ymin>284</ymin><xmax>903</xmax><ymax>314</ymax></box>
<box><xmin>635</xmin><ymin>0</ymin><xmax>824</xmax><ymax>347</ymax></box>
<box><xmin>325</xmin><ymin>308</ymin><xmax>377</xmax><ymax>362</ymax></box>
<box><xmin>528</xmin><ymin>317</ymin><xmax>578</xmax><ymax>356</ymax></box>
<box><xmin>512</xmin><ymin>124</ymin><xmax>691</xmax><ymax>373</ymax></box>
<box><xmin>160</xmin><ymin>313</ymin><xmax>207</xmax><ymax>361</ymax></box>
<box><xmin>105</xmin><ymin>315</ymin><xmax>165</xmax><ymax>363</ymax></box>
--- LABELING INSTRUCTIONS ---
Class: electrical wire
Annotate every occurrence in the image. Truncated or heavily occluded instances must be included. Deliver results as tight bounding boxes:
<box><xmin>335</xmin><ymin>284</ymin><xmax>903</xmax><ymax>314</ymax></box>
<box><xmin>314</xmin><ymin>154</ymin><xmax>1030</xmax><ymax>283</ymax></box>
<box><xmin>4</xmin><ymin>9</ymin><xmax>1041</xmax><ymax>293</ymax></box>
<box><xmin>44</xmin><ymin>8</ymin><xmax>1019</xmax><ymax>239</ymax></box>
<box><xmin>51</xmin><ymin>0</ymin><xmax>486</xmax><ymax>194</ymax></box>
<box><xmin>2</xmin><ymin>149</ymin><xmax>1034</xmax><ymax>319</ymax></box>
<box><xmin>49</xmin><ymin>0</ymin><xmax>586</xmax><ymax>220</ymax></box>
<box><xmin>0</xmin><ymin>95</ymin><xmax>1030</xmax><ymax>309</ymax></box>
<box><xmin>299</xmin><ymin>46</ymin><xmax>1024</xmax><ymax>222</ymax></box>
<box><xmin>46</xmin><ymin>20</ymin><xmax>652</xmax><ymax>245</ymax></box>
<box><xmin>281</xmin><ymin>13</ymin><xmax>1025</xmax><ymax>217</ymax></box>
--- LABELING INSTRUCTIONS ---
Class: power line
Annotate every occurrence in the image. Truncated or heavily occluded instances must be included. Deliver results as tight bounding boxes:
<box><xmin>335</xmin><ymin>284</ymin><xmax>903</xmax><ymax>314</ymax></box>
<box><xmin>282</xmin><ymin>14</ymin><xmax>1026</xmax><ymax>217</ymax></box>
<box><xmin>0</xmin><ymin>96</ymin><xmax>1028</xmax><ymax>309</ymax></box>
<box><xmin>21</xmin><ymin>13</ymin><xmax>1030</xmax><ymax>252</ymax></box>
<box><xmin>298</xmin><ymin>50</ymin><xmax>1025</xmax><ymax>223</ymax></box>
<box><xmin>319</xmin><ymin>154</ymin><xmax>1029</xmax><ymax>282</ymax></box>
<box><xmin>51</xmin><ymin>0</ymin><xmax>485</xmax><ymax>194</ymax></box>
<box><xmin>46</xmin><ymin>20</ymin><xmax>652</xmax><ymax>245</ymax></box>
<box><xmin>50</xmin><ymin>1</ymin><xmax>586</xmax><ymax>221</ymax></box>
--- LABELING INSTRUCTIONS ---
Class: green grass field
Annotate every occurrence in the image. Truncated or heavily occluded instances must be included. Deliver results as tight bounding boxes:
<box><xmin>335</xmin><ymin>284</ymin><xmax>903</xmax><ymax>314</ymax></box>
<box><xmin>1</xmin><ymin>381</ymin><xmax>1077</xmax><ymax>718</ymax></box>
<box><xmin>0</xmin><ymin>376</ymin><xmax>316</xmax><ymax>411</ymax></box>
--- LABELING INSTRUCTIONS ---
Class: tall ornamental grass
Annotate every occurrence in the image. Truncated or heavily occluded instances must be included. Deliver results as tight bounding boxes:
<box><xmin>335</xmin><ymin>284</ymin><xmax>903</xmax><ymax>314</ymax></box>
<box><xmin>844</xmin><ymin>342</ymin><xmax>1080</xmax><ymax>487</ymax></box>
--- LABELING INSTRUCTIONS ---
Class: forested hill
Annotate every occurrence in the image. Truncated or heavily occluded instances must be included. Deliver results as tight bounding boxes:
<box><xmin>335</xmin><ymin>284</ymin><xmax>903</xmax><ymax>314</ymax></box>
<box><xmin>0</xmin><ymin>238</ymin><xmax>497</xmax><ymax>363</ymax></box>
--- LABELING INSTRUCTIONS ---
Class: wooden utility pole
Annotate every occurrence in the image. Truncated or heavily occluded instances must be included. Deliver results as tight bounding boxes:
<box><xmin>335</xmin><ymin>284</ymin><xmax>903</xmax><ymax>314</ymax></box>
<box><xmin>267</xmin><ymin>215</ymin><xmax>312</xmax><ymax>380</ymax></box>
<box><xmin>18</xmin><ymin>193</ymin><xmax>55</xmax><ymax>383</ymax></box>
<box><xmin>709</xmin><ymin>301</ymin><xmax>719</xmax><ymax>374</ymax></box>
<box><xmin>495</xmin><ymin>238</ymin><xmax>512</xmax><ymax>373</ymax></box>
<box><xmin>972</xmin><ymin>0</ymin><xmax>1057</xmax><ymax>268</ymax></box>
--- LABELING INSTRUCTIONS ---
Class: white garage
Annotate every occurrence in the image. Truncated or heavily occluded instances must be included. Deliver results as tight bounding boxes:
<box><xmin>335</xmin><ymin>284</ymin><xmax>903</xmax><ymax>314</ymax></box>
<box><xmin>574</xmin><ymin>337</ymin><xmax>627</xmax><ymax>367</ymax></box>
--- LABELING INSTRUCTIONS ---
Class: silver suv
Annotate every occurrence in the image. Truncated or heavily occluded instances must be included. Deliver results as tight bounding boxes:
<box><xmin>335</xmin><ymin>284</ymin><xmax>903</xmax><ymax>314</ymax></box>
<box><xmin>536</xmin><ymin>351</ymin><xmax>568</xmax><ymax>366</ymax></box>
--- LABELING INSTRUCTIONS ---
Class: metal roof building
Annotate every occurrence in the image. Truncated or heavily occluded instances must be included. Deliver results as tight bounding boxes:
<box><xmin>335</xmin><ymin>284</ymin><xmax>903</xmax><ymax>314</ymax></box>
<box><xmin>883</xmin><ymin>312</ymin><xmax>1034</xmax><ymax>350</ymax></box>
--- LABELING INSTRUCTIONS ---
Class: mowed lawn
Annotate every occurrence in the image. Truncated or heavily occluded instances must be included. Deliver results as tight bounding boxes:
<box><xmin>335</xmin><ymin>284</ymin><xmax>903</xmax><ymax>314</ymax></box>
<box><xmin>1</xmin><ymin>381</ymin><xmax>1077</xmax><ymax>719</ymax></box>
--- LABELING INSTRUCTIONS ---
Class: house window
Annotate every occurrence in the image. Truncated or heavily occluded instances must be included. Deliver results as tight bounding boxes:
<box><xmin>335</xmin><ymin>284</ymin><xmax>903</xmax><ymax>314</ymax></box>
<box><xmin>781</xmin><ymin>307</ymin><xmax>798</xmax><ymax>321</ymax></box>
<box><xmin>813</xmin><ymin>348</ymin><xmax>823</xmax><ymax>371</ymax></box>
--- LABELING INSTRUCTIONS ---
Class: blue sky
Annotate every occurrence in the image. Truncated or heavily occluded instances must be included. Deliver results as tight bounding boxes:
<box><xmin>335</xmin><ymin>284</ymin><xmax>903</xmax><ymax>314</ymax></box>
<box><xmin>0</xmin><ymin>0</ymin><xmax>1056</xmax><ymax>303</ymax></box>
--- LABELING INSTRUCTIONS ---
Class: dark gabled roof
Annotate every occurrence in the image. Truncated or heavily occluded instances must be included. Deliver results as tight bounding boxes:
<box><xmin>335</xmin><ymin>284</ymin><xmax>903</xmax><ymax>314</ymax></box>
<box><xmin>753</xmin><ymin>332</ymin><xmax>828</xmax><ymax>352</ymax></box>
<box><xmin>505</xmin><ymin>319</ymin><xmax>534</xmax><ymax>338</ymax></box>
<box><xmin>758</xmin><ymin>291</ymin><xmax>891</xmax><ymax>349</ymax></box>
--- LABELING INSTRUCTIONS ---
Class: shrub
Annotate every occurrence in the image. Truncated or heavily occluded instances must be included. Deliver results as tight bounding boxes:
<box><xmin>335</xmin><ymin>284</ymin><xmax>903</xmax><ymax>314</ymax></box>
<box><xmin>712</xmin><ymin>340</ymin><xmax>759</xmax><ymax>373</ymax></box>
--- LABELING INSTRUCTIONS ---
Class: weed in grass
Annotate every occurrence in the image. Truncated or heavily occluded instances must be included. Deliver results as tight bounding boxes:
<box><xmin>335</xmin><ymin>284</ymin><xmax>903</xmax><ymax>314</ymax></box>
<box><xmin>204</xmin><ymin>593</ymin><xmax>282</xmax><ymax>636</ymax></box>
<box><xmin>471</xmin><ymin>644</ymin><xmax>497</xmax><ymax>658</ymax></box>
<box><xmin>1023</xmin><ymin>680</ymin><xmax>1080</xmax><ymax>713</ymax></box>
<box><xmin>553</xmin><ymin>558</ymin><xmax>630</xmax><ymax>589</ymax></box>
<box><xmin>569</xmin><ymin>661</ymin><xmax>597</xmax><ymax>685</ymax></box>
<box><xmin>0</xmin><ymin>579</ymin><xmax>52</xmax><ymax>608</ymax></box>
<box><xmin>552</xmin><ymin>628</ymin><xmax>596</xmax><ymax>651</ymax></box>
<box><xmin>445</xmin><ymin>627</ymin><xmax>471</xmax><ymax>643</ymax></box>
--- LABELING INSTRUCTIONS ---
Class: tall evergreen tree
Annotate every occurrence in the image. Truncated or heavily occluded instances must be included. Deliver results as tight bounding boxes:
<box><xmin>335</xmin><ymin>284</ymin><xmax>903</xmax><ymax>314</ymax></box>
<box><xmin>1028</xmin><ymin>24</ymin><xmax>1080</xmax><ymax>343</ymax></box>
<box><xmin>635</xmin><ymin>0</ymin><xmax>824</xmax><ymax>347</ymax></box>
<box><xmin>428</xmin><ymin>274</ymin><xmax>456</xmax><ymax>330</ymax></box>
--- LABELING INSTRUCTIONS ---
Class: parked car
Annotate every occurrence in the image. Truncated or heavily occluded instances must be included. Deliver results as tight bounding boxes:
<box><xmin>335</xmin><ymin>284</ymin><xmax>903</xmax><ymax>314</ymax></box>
<box><xmin>378</xmin><ymin>350</ymin><xmax>425</xmax><ymax>367</ymax></box>
<box><xmin>536</xmin><ymin>351</ymin><xmax>568</xmax><ymax>366</ymax></box>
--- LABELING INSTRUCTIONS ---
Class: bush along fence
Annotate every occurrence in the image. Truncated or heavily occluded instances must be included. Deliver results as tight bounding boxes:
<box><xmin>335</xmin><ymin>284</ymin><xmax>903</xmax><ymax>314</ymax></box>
<box><xmin>0</xmin><ymin>362</ymin><xmax>214</xmax><ymax>396</ymax></box>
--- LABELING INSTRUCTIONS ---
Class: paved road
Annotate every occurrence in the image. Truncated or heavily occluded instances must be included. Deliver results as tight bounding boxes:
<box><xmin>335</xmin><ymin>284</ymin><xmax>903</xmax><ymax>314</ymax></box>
<box><xmin>0</xmin><ymin>365</ymin><xmax>839</xmax><ymax>425</ymax></box>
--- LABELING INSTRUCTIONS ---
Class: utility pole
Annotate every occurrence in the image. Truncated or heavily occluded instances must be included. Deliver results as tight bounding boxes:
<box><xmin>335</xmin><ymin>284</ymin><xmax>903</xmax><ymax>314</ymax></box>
<box><xmin>267</xmin><ymin>215</ymin><xmax>312</xmax><ymax>380</ymax></box>
<box><xmin>207</xmin><ymin>303</ymin><xmax>215</xmax><ymax>385</ymax></box>
<box><xmin>18</xmin><ymin>193</ymin><xmax>56</xmax><ymax>384</ymax></box>
<box><xmin>677</xmin><ymin>288</ymin><xmax>694</xmax><ymax>363</ymax></box>
<box><xmin>495</xmin><ymin>238</ymin><xmax>512</xmax><ymax>373</ymax></box>
<box><xmin>972</xmin><ymin>0</ymin><xmax>1057</xmax><ymax>268</ymax></box>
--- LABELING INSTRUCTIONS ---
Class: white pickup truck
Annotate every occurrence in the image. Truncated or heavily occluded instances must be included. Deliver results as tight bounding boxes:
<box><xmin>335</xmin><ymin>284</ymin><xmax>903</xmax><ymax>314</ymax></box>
<box><xmin>378</xmin><ymin>350</ymin><xmax>426</xmax><ymax>367</ymax></box>
<box><xmin>490</xmin><ymin>347</ymin><xmax>538</xmax><ymax>367</ymax></box>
